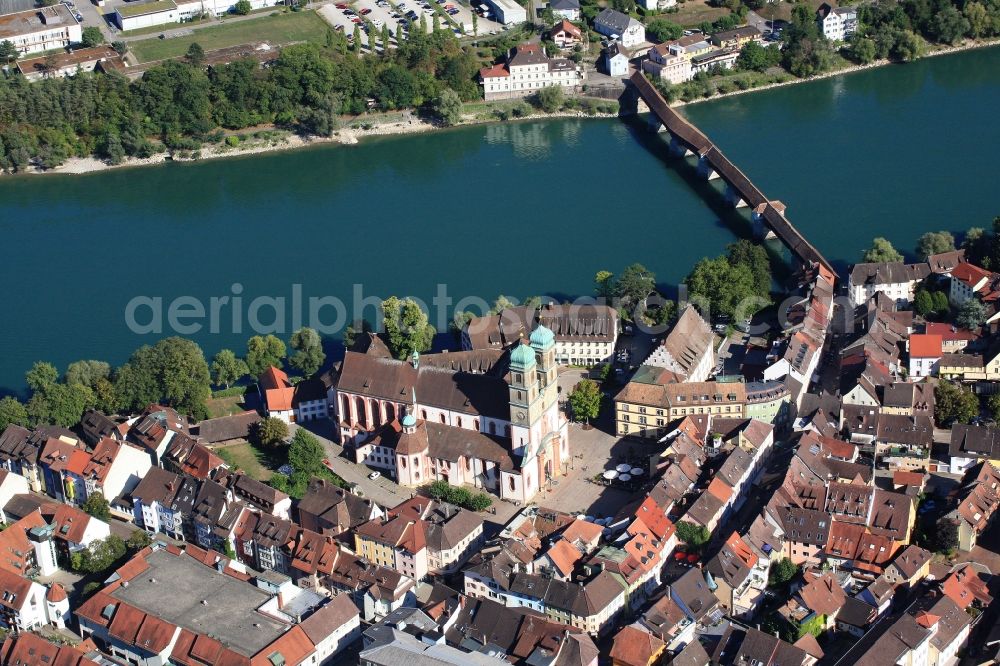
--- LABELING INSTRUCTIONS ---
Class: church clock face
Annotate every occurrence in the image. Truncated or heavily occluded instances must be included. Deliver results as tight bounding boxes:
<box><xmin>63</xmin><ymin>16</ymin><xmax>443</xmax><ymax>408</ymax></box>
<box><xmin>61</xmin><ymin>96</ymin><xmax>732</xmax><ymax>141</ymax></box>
<box><xmin>516</xmin><ymin>411</ymin><xmax>526</xmax><ymax>421</ymax></box>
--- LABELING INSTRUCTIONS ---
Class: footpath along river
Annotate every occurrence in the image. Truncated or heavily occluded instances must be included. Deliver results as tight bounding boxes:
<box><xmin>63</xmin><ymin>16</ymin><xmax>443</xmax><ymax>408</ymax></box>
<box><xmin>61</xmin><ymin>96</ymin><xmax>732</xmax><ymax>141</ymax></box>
<box><xmin>0</xmin><ymin>45</ymin><xmax>997</xmax><ymax>392</ymax></box>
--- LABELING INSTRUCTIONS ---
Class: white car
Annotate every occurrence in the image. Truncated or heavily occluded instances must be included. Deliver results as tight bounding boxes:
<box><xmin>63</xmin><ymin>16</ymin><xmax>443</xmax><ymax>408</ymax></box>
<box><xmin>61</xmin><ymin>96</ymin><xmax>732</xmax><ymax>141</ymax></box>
<box><xmin>368</xmin><ymin>471</ymin><xmax>381</xmax><ymax>480</ymax></box>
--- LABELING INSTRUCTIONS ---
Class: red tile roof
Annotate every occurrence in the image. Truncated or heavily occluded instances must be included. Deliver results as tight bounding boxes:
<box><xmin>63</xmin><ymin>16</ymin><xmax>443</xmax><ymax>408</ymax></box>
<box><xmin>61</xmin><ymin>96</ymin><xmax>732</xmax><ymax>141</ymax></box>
<box><xmin>951</xmin><ymin>262</ymin><xmax>991</xmax><ymax>289</ymax></box>
<box><xmin>798</xmin><ymin>571</ymin><xmax>846</xmax><ymax>616</ymax></box>
<box><xmin>44</xmin><ymin>503</ymin><xmax>96</xmax><ymax>544</ymax></box>
<box><xmin>546</xmin><ymin>539</ymin><xmax>583</xmax><ymax>577</ymax></box>
<box><xmin>723</xmin><ymin>531</ymin><xmax>758</xmax><ymax>568</ymax></box>
<box><xmin>479</xmin><ymin>63</ymin><xmax>509</xmax><ymax>78</ymax></box>
<box><xmin>706</xmin><ymin>477</ymin><xmax>733</xmax><ymax>502</ymax></box>
<box><xmin>0</xmin><ymin>568</ymin><xmax>35</xmax><ymax>612</ymax></box>
<box><xmin>942</xmin><ymin>564</ymin><xmax>993</xmax><ymax>609</ymax></box>
<box><xmin>609</xmin><ymin>625</ymin><xmax>664</xmax><ymax>666</ymax></box>
<box><xmin>0</xmin><ymin>511</ymin><xmax>45</xmax><ymax>574</ymax></box>
<box><xmin>551</xmin><ymin>19</ymin><xmax>581</xmax><ymax>37</ymax></box>
<box><xmin>249</xmin><ymin>626</ymin><xmax>314</xmax><ymax>666</ymax></box>
<box><xmin>909</xmin><ymin>334</ymin><xmax>943</xmax><ymax>358</ymax></box>
<box><xmin>47</xmin><ymin>583</ymin><xmax>68</xmax><ymax>603</ymax></box>
<box><xmin>893</xmin><ymin>470</ymin><xmax>926</xmax><ymax>487</ymax></box>
<box><xmin>0</xmin><ymin>633</ymin><xmax>98</xmax><ymax>666</ymax></box>
<box><xmin>923</xmin><ymin>323</ymin><xmax>978</xmax><ymax>343</ymax></box>
<box><xmin>260</xmin><ymin>366</ymin><xmax>295</xmax><ymax>413</ymax></box>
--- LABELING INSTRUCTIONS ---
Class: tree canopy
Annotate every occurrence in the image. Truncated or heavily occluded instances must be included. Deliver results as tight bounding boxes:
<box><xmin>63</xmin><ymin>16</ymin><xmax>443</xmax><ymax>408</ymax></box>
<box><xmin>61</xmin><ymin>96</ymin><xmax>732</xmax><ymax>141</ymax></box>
<box><xmin>82</xmin><ymin>492</ymin><xmax>111</xmax><ymax>521</ymax></box>
<box><xmin>934</xmin><ymin>381</ymin><xmax>979</xmax><ymax>426</ymax></box>
<box><xmin>568</xmin><ymin>379</ymin><xmax>601</xmax><ymax>424</ymax></box>
<box><xmin>211</xmin><ymin>349</ymin><xmax>249</xmax><ymax>388</ymax></box>
<box><xmin>246</xmin><ymin>335</ymin><xmax>286</xmax><ymax>377</ymax></box>
<box><xmin>381</xmin><ymin>296</ymin><xmax>436</xmax><ymax>359</ymax></box>
<box><xmin>615</xmin><ymin>263</ymin><xmax>657</xmax><ymax>320</ymax></box>
<box><xmin>862</xmin><ymin>237</ymin><xmax>904</xmax><ymax>263</ymax></box>
<box><xmin>0</xmin><ymin>397</ymin><xmax>28</xmax><ymax>431</ymax></box>
<box><xmin>114</xmin><ymin>337</ymin><xmax>211</xmax><ymax>419</ymax></box>
<box><xmin>956</xmin><ymin>299</ymin><xmax>986</xmax><ymax>330</ymax></box>
<box><xmin>289</xmin><ymin>327</ymin><xmax>325</xmax><ymax>376</ymax></box>
<box><xmin>252</xmin><ymin>416</ymin><xmax>289</xmax><ymax>448</ymax></box>
<box><xmin>916</xmin><ymin>230</ymin><xmax>956</xmax><ymax>259</ymax></box>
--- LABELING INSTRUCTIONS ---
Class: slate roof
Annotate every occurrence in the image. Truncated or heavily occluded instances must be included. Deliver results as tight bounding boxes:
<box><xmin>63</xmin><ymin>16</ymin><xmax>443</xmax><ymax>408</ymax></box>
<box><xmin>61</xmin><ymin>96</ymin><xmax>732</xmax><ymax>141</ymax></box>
<box><xmin>594</xmin><ymin>7</ymin><xmax>631</xmax><ymax>34</ymax></box>
<box><xmin>950</xmin><ymin>423</ymin><xmax>1000</xmax><ymax>459</ymax></box>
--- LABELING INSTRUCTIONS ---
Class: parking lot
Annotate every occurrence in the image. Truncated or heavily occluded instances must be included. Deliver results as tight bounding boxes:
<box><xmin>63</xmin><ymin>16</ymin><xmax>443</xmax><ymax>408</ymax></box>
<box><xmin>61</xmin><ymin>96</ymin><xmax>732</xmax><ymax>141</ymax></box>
<box><xmin>355</xmin><ymin>0</ymin><xmax>401</xmax><ymax>41</ymax></box>
<box><xmin>318</xmin><ymin>3</ymin><xmax>369</xmax><ymax>46</ymax></box>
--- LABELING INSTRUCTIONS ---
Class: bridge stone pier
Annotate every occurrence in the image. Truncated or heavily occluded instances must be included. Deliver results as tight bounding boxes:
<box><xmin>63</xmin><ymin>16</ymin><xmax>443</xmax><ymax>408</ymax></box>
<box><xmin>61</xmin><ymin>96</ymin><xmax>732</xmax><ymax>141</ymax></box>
<box><xmin>668</xmin><ymin>136</ymin><xmax>692</xmax><ymax>157</ymax></box>
<box><xmin>627</xmin><ymin>71</ymin><xmax>835</xmax><ymax>276</ymax></box>
<box><xmin>697</xmin><ymin>155</ymin><xmax>719</xmax><ymax>180</ymax></box>
<box><xmin>725</xmin><ymin>184</ymin><xmax>748</xmax><ymax>208</ymax></box>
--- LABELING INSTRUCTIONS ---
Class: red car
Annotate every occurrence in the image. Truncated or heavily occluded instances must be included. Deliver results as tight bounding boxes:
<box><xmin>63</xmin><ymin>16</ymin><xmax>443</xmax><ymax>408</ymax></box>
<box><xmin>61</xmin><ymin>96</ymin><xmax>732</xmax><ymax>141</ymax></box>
<box><xmin>359</xmin><ymin>7</ymin><xmax>372</xmax><ymax>13</ymax></box>
<box><xmin>351</xmin><ymin>16</ymin><xmax>362</xmax><ymax>22</ymax></box>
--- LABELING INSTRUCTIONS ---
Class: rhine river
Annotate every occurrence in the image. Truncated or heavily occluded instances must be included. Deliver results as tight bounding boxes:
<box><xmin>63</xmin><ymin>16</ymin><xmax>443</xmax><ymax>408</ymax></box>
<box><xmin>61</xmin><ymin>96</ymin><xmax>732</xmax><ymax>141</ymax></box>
<box><xmin>0</xmin><ymin>46</ymin><xmax>998</xmax><ymax>392</ymax></box>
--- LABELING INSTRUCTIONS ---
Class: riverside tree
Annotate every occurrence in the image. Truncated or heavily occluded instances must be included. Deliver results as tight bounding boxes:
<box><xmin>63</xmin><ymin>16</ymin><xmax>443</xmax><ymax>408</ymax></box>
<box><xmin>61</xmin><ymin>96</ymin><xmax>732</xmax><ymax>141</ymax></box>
<box><xmin>289</xmin><ymin>327</ymin><xmax>325</xmax><ymax>376</ymax></box>
<box><xmin>246</xmin><ymin>335</ymin><xmax>286</xmax><ymax>376</ymax></box>
<box><xmin>65</xmin><ymin>360</ymin><xmax>111</xmax><ymax>388</ymax></box>
<box><xmin>382</xmin><ymin>296</ymin><xmax>436</xmax><ymax>359</ymax></box>
<box><xmin>862</xmin><ymin>237</ymin><xmax>904</xmax><ymax>262</ymax></box>
<box><xmin>211</xmin><ymin>349</ymin><xmax>248</xmax><ymax>388</ymax></box>
<box><xmin>615</xmin><ymin>264</ymin><xmax>657</xmax><ymax>320</ymax></box>
<box><xmin>113</xmin><ymin>337</ymin><xmax>212</xmax><ymax>419</ymax></box>
<box><xmin>917</xmin><ymin>230</ymin><xmax>956</xmax><ymax>259</ymax></box>
<box><xmin>433</xmin><ymin>88</ymin><xmax>463</xmax><ymax>126</ymax></box>
<box><xmin>535</xmin><ymin>85</ymin><xmax>564</xmax><ymax>112</ymax></box>
<box><xmin>0</xmin><ymin>397</ymin><xmax>28</xmax><ymax>431</ymax></box>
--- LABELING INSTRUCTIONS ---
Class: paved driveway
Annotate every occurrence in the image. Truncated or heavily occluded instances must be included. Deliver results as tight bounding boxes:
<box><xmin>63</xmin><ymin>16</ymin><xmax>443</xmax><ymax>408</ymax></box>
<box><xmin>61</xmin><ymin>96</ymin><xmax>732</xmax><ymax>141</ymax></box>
<box><xmin>294</xmin><ymin>422</ymin><xmax>408</xmax><ymax>508</ymax></box>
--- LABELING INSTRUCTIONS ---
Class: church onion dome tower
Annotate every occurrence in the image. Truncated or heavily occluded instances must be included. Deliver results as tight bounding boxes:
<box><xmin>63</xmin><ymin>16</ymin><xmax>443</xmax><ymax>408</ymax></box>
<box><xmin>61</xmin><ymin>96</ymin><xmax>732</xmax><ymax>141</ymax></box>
<box><xmin>510</xmin><ymin>340</ymin><xmax>537</xmax><ymax>370</ymax></box>
<box><xmin>529</xmin><ymin>323</ymin><xmax>555</xmax><ymax>350</ymax></box>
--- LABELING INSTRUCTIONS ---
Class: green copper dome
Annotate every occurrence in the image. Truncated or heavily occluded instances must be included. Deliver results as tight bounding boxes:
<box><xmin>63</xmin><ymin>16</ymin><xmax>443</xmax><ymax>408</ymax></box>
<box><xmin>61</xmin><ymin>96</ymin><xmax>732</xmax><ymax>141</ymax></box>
<box><xmin>510</xmin><ymin>342</ymin><xmax>536</xmax><ymax>369</ymax></box>
<box><xmin>529</xmin><ymin>324</ymin><xmax>555</xmax><ymax>349</ymax></box>
<box><xmin>402</xmin><ymin>412</ymin><xmax>417</xmax><ymax>428</ymax></box>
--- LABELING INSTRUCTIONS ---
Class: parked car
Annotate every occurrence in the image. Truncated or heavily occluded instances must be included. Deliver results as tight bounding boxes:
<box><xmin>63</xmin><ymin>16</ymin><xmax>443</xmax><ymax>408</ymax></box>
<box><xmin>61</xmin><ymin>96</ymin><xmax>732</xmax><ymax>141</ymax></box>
<box><xmin>360</xmin><ymin>7</ymin><xmax>372</xmax><ymax>14</ymax></box>
<box><xmin>335</xmin><ymin>3</ymin><xmax>347</xmax><ymax>7</ymax></box>
<box><xmin>368</xmin><ymin>471</ymin><xmax>381</xmax><ymax>480</ymax></box>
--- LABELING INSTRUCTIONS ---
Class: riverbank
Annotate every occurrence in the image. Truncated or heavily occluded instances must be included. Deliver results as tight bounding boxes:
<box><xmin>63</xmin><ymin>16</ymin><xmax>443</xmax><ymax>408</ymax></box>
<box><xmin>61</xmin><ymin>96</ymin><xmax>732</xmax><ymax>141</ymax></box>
<box><xmin>676</xmin><ymin>36</ymin><xmax>1000</xmax><ymax>108</ymax></box>
<box><xmin>11</xmin><ymin>37</ymin><xmax>1000</xmax><ymax>177</ymax></box>
<box><xmin>25</xmin><ymin>108</ymin><xmax>616</xmax><ymax>177</ymax></box>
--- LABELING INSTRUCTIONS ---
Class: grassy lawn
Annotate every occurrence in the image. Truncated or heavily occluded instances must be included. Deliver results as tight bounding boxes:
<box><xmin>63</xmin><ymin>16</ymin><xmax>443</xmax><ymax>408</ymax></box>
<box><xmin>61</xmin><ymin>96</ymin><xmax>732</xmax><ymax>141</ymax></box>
<box><xmin>121</xmin><ymin>17</ymin><xmax>212</xmax><ymax>38</ymax></box>
<box><xmin>662</xmin><ymin>0</ymin><xmax>732</xmax><ymax>28</ymax></box>
<box><xmin>205</xmin><ymin>395</ymin><xmax>247</xmax><ymax>418</ymax></box>
<box><xmin>215</xmin><ymin>441</ymin><xmax>284</xmax><ymax>481</ymax></box>
<box><xmin>130</xmin><ymin>10</ymin><xmax>329</xmax><ymax>63</ymax></box>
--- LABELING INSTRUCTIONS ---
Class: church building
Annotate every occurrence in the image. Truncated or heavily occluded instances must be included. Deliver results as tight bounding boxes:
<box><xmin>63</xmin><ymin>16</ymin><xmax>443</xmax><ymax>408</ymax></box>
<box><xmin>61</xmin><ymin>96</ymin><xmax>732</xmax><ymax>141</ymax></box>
<box><xmin>326</xmin><ymin>327</ymin><xmax>569</xmax><ymax>504</ymax></box>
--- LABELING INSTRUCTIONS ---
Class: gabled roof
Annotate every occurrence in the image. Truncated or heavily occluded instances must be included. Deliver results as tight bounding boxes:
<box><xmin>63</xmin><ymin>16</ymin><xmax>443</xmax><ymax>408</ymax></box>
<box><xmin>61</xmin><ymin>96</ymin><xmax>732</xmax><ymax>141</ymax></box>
<box><xmin>0</xmin><ymin>510</ymin><xmax>45</xmax><ymax>574</ymax></box>
<box><xmin>0</xmin><ymin>632</ymin><xmax>98</xmax><ymax>666</ymax></box>
<box><xmin>259</xmin><ymin>366</ymin><xmax>295</xmax><ymax>413</ymax></box>
<box><xmin>609</xmin><ymin>626</ymin><xmax>664</xmax><ymax>666</ymax></box>
<box><xmin>550</xmin><ymin>18</ymin><xmax>581</xmax><ymax>37</ymax></box>
<box><xmin>798</xmin><ymin>571</ymin><xmax>846</xmax><ymax>616</ymax></box>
